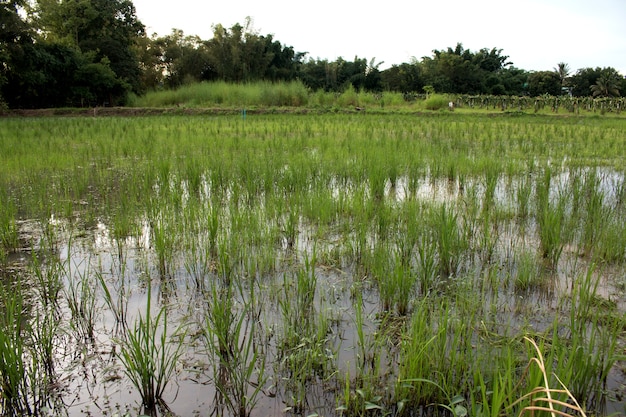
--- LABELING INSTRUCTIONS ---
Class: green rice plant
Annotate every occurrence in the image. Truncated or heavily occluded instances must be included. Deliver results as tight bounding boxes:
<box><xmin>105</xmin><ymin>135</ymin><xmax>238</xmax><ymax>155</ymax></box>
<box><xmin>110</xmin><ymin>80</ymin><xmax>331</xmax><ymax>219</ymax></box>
<box><xmin>516</xmin><ymin>173</ymin><xmax>533</xmax><ymax>221</ymax></box>
<box><xmin>482</xmin><ymin>162</ymin><xmax>500</xmax><ymax>211</ymax></box>
<box><xmin>280</xmin><ymin>307</ymin><xmax>335</xmax><ymax>414</ymax></box>
<box><xmin>0</xmin><ymin>284</ymin><xmax>29</xmax><ymax>415</ymax></box>
<box><xmin>513</xmin><ymin>250</ymin><xmax>543</xmax><ymax>292</ymax></box>
<box><xmin>0</xmin><ymin>194</ymin><xmax>19</xmax><ymax>256</ymax></box>
<box><xmin>183</xmin><ymin>236</ymin><xmax>211</xmax><ymax>291</ymax></box>
<box><xmin>352</xmin><ymin>289</ymin><xmax>368</xmax><ymax>372</ymax></box>
<box><xmin>368</xmin><ymin>165</ymin><xmax>387</xmax><ymax>202</ymax></box>
<box><xmin>203</xmin><ymin>281</ymin><xmax>266</xmax><ymax>417</ymax></box>
<box><xmin>97</xmin><ymin>266</ymin><xmax>131</xmax><ymax>334</ymax></box>
<box><xmin>594</xmin><ymin>216</ymin><xmax>626</xmax><ymax>263</ymax></box>
<box><xmin>118</xmin><ymin>286</ymin><xmax>186</xmax><ymax>415</ymax></box>
<box><xmin>553</xmin><ymin>265</ymin><xmax>622</xmax><ymax>410</ymax></box>
<box><xmin>537</xmin><ymin>200</ymin><xmax>565</xmax><ymax>270</ymax></box>
<box><xmin>476</xmin><ymin>211</ymin><xmax>498</xmax><ymax>267</ymax></box>
<box><xmin>395</xmin><ymin>202</ymin><xmax>422</xmax><ymax>267</ymax></box>
<box><xmin>30</xmin><ymin>248</ymin><xmax>64</xmax><ymax>313</ymax></box>
<box><xmin>432</xmin><ymin>203</ymin><xmax>466</xmax><ymax>277</ymax></box>
<box><xmin>279</xmin><ymin>254</ymin><xmax>317</xmax><ymax>349</ymax></box>
<box><xmin>29</xmin><ymin>304</ymin><xmax>59</xmax><ymax>394</ymax></box>
<box><xmin>0</xmin><ymin>282</ymin><xmax>59</xmax><ymax>416</ymax></box>
<box><xmin>151</xmin><ymin>215</ymin><xmax>176</xmax><ymax>279</ymax></box>
<box><xmin>395</xmin><ymin>300</ymin><xmax>441</xmax><ymax>408</ymax></box>
<box><xmin>416</xmin><ymin>232</ymin><xmax>437</xmax><ymax>295</ymax></box>
<box><xmin>277</xmin><ymin>254</ymin><xmax>338</xmax><ymax>413</ymax></box>
<box><xmin>207</xmin><ymin>204</ymin><xmax>220</xmax><ymax>256</ymax></box>
<box><xmin>535</xmin><ymin>170</ymin><xmax>567</xmax><ymax>270</ymax></box>
<box><xmin>391</xmin><ymin>251</ymin><xmax>417</xmax><ymax>315</ymax></box>
<box><xmin>470</xmin><ymin>349</ymin><xmax>517</xmax><ymax>417</ymax></box>
<box><xmin>579</xmin><ymin>169</ymin><xmax>610</xmax><ymax>257</ymax></box>
<box><xmin>64</xmin><ymin>258</ymin><xmax>98</xmax><ymax>344</ymax></box>
<box><xmin>281</xmin><ymin>208</ymin><xmax>299</xmax><ymax>251</ymax></box>
<box><xmin>371</xmin><ymin>243</ymin><xmax>394</xmax><ymax>312</ymax></box>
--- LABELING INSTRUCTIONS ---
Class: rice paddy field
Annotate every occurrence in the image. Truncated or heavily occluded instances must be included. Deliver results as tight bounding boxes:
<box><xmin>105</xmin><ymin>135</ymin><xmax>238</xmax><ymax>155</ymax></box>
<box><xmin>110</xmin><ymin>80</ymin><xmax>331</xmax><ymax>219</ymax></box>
<box><xmin>0</xmin><ymin>112</ymin><xmax>625</xmax><ymax>417</ymax></box>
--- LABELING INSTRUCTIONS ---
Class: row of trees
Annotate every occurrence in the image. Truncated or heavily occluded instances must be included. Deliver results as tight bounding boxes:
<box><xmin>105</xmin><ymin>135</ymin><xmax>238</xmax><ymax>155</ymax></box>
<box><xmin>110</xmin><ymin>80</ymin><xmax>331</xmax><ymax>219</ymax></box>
<box><xmin>1</xmin><ymin>0</ymin><xmax>625</xmax><ymax>108</ymax></box>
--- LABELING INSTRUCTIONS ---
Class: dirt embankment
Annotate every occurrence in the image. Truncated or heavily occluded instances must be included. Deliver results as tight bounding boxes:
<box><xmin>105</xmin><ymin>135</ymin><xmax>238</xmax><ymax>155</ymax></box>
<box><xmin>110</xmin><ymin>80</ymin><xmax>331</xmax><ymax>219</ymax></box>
<box><xmin>1</xmin><ymin>106</ymin><xmax>332</xmax><ymax>117</ymax></box>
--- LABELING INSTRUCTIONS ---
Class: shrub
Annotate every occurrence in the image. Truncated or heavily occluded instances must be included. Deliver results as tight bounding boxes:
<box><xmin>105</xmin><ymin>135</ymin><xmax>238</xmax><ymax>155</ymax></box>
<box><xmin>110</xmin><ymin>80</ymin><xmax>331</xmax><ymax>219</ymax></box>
<box><xmin>424</xmin><ymin>94</ymin><xmax>450</xmax><ymax>110</ymax></box>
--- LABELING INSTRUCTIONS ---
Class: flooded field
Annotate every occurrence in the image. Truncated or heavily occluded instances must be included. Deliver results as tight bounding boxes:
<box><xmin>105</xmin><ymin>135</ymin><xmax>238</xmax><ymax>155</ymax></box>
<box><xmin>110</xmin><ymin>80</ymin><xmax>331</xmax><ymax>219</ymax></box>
<box><xmin>0</xmin><ymin>113</ymin><xmax>625</xmax><ymax>417</ymax></box>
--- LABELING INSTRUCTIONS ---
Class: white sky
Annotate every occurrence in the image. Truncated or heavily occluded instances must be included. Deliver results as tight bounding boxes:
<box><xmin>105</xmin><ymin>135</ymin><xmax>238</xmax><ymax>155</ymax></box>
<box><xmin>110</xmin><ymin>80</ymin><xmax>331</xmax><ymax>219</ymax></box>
<box><xmin>132</xmin><ymin>0</ymin><xmax>626</xmax><ymax>74</ymax></box>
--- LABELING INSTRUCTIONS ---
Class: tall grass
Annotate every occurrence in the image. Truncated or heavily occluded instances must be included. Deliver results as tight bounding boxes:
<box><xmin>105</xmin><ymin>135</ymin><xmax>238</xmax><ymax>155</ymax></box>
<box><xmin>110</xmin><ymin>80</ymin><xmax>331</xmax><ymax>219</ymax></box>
<box><xmin>129</xmin><ymin>80</ymin><xmax>310</xmax><ymax>108</ymax></box>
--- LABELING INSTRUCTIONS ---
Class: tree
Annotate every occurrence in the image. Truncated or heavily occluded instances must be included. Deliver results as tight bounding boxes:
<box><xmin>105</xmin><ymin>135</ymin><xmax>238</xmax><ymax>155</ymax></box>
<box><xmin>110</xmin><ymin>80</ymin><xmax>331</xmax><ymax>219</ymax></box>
<box><xmin>569</xmin><ymin>67</ymin><xmax>623</xmax><ymax>97</ymax></box>
<box><xmin>0</xmin><ymin>0</ymin><xmax>33</xmax><ymax>105</ymax></box>
<box><xmin>363</xmin><ymin>58</ymin><xmax>383</xmax><ymax>92</ymax></box>
<box><xmin>34</xmin><ymin>0</ymin><xmax>145</xmax><ymax>101</ymax></box>
<box><xmin>527</xmin><ymin>71</ymin><xmax>561</xmax><ymax>96</ymax></box>
<box><xmin>590</xmin><ymin>69</ymin><xmax>621</xmax><ymax>97</ymax></box>
<box><xmin>299</xmin><ymin>58</ymin><xmax>330</xmax><ymax>91</ymax></box>
<box><xmin>473</xmin><ymin>47</ymin><xmax>511</xmax><ymax>72</ymax></box>
<box><xmin>497</xmin><ymin>67</ymin><xmax>529</xmax><ymax>95</ymax></box>
<box><xmin>553</xmin><ymin>62</ymin><xmax>570</xmax><ymax>90</ymax></box>
<box><xmin>420</xmin><ymin>43</ymin><xmax>511</xmax><ymax>94</ymax></box>
<box><xmin>381</xmin><ymin>61</ymin><xmax>424</xmax><ymax>93</ymax></box>
<box><xmin>145</xmin><ymin>29</ymin><xmax>212</xmax><ymax>88</ymax></box>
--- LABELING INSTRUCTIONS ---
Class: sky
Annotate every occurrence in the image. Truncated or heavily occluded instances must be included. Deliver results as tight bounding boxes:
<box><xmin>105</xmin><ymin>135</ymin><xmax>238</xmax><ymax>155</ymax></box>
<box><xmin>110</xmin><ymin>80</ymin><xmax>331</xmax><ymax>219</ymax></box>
<box><xmin>131</xmin><ymin>0</ymin><xmax>626</xmax><ymax>74</ymax></box>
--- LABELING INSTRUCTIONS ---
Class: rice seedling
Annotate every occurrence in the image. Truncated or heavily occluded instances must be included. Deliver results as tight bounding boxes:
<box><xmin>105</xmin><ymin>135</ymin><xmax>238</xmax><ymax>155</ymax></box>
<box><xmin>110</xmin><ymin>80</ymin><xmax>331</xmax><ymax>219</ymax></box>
<box><xmin>537</xmin><ymin>195</ymin><xmax>565</xmax><ymax>270</ymax></box>
<box><xmin>516</xmin><ymin>173</ymin><xmax>533</xmax><ymax>221</ymax></box>
<box><xmin>65</xmin><ymin>257</ymin><xmax>98</xmax><ymax>344</ymax></box>
<box><xmin>416</xmin><ymin>232</ymin><xmax>438</xmax><ymax>295</ymax></box>
<box><xmin>0</xmin><ymin>280</ymin><xmax>61</xmax><ymax>416</ymax></box>
<box><xmin>513</xmin><ymin>250</ymin><xmax>543</xmax><ymax>292</ymax></box>
<box><xmin>30</xmin><ymin>247</ymin><xmax>64</xmax><ymax>313</ymax></box>
<box><xmin>431</xmin><ymin>203</ymin><xmax>466</xmax><ymax>278</ymax></box>
<box><xmin>117</xmin><ymin>285</ymin><xmax>186</xmax><ymax>416</ymax></box>
<box><xmin>203</xmin><ymin>280</ymin><xmax>267</xmax><ymax>417</ymax></box>
<box><xmin>0</xmin><ymin>194</ymin><xmax>19</xmax><ymax>256</ymax></box>
<box><xmin>0</xmin><ymin>283</ymin><xmax>29</xmax><ymax>415</ymax></box>
<box><xmin>279</xmin><ymin>254</ymin><xmax>318</xmax><ymax>350</ymax></box>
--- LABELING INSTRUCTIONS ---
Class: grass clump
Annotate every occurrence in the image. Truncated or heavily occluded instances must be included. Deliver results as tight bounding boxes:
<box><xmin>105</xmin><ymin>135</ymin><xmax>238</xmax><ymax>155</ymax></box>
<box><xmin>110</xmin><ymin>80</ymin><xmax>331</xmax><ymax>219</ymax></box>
<box><xmin>423</xmin><ymin>94</ymin><xmax>452</xmax><ymax>111</ymax></box>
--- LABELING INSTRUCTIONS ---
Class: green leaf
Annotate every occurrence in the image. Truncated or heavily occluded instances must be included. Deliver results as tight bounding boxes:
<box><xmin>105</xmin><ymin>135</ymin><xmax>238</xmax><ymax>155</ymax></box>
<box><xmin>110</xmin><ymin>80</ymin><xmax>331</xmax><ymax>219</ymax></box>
<box><xmin>454</xmin><ymin>404</ymin><xmax>468</xmax><ymax>417</ymax></box>
<box><xmin>365</xmin><ymin>402</ymin><xmax>383</xmax><ymax>410</ymax></box>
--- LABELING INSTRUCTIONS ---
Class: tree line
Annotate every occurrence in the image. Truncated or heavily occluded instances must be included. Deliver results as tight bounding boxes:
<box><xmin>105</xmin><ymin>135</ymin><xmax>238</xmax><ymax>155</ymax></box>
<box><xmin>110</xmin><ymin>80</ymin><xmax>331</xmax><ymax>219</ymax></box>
<box><xmin>1</xmin><ymin>0</ymin><xmax>625</xmax><ymax>109</ymax></box>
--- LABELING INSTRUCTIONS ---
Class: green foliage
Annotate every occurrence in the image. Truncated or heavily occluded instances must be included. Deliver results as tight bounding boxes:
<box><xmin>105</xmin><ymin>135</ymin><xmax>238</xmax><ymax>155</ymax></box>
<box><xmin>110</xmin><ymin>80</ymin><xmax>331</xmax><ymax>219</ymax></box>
<box><xmin>590</xmin><ymin>68</ymin><xmax>622</xmax><ymax>97</ymax></box>
<box><xmin>423</xmin><ymin>93</ymin><xmax>450</xmax><ymax>110</ymax></box>
<box><xmin>570</xmin><ymin>66</ymin><xmax>623</xmax><ymax>97</ymax></box>
<box><xmin>527</xmin><ymin>70</ymin><xmax>562</xmax><ymax>96</ymax></box>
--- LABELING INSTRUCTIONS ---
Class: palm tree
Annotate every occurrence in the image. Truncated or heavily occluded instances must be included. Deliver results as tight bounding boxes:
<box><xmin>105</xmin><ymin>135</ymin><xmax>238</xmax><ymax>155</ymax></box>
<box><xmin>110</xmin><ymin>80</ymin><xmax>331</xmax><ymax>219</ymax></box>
<box><xmin>590</xmin><ymin>72</ymin><xmax>621</xmax><ymax>97</ymax></box>
<box><xmin>553</xmin><ymin>62</ymin><xmax>570</xmax><ymax>89</ymax></box>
